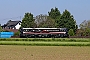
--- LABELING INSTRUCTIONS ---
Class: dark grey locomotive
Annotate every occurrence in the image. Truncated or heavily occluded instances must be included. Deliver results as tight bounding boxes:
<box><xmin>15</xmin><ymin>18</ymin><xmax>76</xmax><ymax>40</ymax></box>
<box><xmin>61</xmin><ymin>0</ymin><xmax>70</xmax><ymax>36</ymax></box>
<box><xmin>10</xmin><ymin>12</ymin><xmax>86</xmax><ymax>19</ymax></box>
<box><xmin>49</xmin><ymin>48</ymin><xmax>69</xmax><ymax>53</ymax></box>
<box><xmin>20</xmin><ymin>28</ymin><xmax>69</xmax><ymax>38</ymax></box>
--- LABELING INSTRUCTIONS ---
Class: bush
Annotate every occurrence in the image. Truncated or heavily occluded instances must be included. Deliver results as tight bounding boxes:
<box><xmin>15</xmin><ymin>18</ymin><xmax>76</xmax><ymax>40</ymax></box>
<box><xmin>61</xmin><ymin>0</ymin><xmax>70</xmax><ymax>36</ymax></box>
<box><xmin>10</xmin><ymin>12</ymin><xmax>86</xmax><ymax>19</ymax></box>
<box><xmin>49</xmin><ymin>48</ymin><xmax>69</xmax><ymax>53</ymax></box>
<box><xmin>14</xmin><ymin>31</ymin><xmax>20</xmax><ymax>36</ymax></box>
<box><xmin>68</xmin><ymin>29</ymin><xmax>75</xmax><ymax>36</ymax></box>
<box><xmin>0</xmin><ymin>26</ymin><xmax>4</xmax><ymax>32</ymax></box>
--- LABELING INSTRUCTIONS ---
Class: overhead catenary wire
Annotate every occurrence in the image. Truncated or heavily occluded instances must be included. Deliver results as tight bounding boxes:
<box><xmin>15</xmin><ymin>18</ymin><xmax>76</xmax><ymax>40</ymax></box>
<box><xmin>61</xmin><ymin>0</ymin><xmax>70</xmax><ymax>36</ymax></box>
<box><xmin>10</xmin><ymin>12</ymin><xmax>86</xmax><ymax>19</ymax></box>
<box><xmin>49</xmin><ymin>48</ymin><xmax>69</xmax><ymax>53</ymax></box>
<box><xmin>0</xmin><ymin>16</ymin><xmax>23</xmax><ymax>21</ymax></box>
<box><xmin>0</xmin><ymin>16</ymin><xmax>23</xmax><ymax>25</ymax></box>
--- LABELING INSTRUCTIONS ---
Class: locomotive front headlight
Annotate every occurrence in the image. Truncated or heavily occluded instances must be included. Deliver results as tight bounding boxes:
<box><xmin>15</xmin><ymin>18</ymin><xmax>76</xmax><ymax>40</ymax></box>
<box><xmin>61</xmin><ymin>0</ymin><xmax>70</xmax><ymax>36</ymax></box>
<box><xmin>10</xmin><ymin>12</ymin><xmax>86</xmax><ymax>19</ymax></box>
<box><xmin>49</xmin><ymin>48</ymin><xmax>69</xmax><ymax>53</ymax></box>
<box><xmin>33</xmin><ymin>30</ymin><xmax>35</xmax><ymax>31</ymax></box>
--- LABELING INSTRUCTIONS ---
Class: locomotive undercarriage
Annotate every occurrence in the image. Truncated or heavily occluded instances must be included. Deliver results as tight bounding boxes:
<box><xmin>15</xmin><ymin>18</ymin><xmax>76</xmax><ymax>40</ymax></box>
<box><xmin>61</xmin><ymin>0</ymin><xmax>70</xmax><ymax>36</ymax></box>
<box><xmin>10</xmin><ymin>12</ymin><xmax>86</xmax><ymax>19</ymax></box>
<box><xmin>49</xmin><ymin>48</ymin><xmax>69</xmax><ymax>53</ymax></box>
<box><xmin>21</xmin><ymin>33</ymin><xmax>68</xmax><ymax>38</ymax></box>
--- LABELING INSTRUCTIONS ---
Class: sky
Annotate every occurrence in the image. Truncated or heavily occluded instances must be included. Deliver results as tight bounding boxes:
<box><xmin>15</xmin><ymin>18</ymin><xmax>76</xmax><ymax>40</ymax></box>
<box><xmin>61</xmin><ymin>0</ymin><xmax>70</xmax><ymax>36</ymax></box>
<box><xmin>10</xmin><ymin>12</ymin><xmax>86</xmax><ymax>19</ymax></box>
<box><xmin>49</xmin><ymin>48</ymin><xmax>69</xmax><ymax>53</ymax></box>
<box><xmin>0</xmin><ymin>0</ymin><xmax>90</xmax><ymax>27</ymax></box>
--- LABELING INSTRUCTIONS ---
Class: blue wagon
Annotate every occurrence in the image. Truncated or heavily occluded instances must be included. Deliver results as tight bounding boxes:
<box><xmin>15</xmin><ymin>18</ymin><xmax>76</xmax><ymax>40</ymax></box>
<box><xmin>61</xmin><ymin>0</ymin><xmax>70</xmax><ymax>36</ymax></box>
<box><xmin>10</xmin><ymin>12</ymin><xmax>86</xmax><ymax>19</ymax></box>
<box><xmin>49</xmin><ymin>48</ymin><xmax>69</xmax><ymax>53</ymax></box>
<box><xmin>0</xmin><ymin>32</ymin><xmax>14</xmax><ymax>38</ymax></box>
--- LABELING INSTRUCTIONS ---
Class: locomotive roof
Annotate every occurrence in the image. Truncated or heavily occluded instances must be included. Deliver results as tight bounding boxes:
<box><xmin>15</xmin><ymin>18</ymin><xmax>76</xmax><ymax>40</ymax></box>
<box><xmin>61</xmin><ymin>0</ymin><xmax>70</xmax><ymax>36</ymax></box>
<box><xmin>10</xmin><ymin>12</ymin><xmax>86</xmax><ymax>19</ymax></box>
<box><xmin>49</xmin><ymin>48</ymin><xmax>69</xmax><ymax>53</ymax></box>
<box><xmin>22</xmin><ymin>28</ymin><xmax>67</xmax><ymax>29</ymax></box>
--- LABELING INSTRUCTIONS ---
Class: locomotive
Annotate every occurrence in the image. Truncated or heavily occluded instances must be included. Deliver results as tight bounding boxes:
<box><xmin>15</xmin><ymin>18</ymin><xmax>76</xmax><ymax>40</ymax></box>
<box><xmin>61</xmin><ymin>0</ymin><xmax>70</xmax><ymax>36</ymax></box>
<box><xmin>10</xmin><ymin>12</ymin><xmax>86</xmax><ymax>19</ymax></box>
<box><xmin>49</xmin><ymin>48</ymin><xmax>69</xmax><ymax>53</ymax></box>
<box><xmin>20</xmin><ymin>28</ymin><xmax>69</xmax><ymax>38</ymax></box>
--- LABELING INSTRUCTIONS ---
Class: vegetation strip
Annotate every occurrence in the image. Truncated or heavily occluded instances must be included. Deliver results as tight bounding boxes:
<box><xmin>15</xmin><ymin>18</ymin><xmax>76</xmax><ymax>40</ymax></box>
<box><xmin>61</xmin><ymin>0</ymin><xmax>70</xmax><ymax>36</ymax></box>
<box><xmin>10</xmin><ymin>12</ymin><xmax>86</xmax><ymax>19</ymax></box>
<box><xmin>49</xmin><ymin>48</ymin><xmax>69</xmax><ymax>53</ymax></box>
<box><xmin>0</xmin><ymin>38</ymin><xmax>90</xmax><ymax>42</ymax></box>
<box><xmin>0</xmin><ymin>41</ymin><xmax>90</xmax><ymax>46</ymax></box>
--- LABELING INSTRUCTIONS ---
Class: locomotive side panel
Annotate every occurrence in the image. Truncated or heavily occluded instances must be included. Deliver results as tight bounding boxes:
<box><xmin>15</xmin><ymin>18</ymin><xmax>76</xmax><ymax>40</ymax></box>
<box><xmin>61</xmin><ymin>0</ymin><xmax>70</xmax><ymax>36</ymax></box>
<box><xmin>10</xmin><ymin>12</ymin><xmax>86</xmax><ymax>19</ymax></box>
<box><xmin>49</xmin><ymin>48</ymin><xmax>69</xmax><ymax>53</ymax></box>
<box><xmin>20</xmin><ymin>28</ymin><xmax>69</xmax><ymax>38</ymax></box>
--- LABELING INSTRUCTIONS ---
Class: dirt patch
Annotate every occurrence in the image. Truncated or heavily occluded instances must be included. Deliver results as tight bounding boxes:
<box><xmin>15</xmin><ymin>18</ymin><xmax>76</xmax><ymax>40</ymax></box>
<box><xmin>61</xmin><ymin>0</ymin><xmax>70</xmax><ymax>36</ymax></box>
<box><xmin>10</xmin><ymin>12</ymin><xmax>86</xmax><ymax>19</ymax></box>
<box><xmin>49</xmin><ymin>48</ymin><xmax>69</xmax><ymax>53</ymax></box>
<box><xmin>0</xmin><ymin>45</ymin><xmax>90</xmax><ymax>60</ymax></box>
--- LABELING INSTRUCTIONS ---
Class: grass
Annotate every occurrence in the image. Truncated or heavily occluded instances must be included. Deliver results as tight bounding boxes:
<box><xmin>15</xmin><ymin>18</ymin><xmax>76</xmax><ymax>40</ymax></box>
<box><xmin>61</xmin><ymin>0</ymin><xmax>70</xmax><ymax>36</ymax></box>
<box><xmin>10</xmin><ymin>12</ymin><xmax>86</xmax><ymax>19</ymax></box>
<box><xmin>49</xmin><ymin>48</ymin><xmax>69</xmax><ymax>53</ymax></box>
<box><xmin>0</xmin><ymin>41</ymin><xmax>90</xmax><ymax>46</ymax></box>
<box><xmin>0</xmin><ymin>38</ymin><xmax>90</xmax><ymax>46</ymax></box>
<box><xmin>0</xmin><ymin>38</ymin><xmax>90</xmax><ymax>42</ymax></box>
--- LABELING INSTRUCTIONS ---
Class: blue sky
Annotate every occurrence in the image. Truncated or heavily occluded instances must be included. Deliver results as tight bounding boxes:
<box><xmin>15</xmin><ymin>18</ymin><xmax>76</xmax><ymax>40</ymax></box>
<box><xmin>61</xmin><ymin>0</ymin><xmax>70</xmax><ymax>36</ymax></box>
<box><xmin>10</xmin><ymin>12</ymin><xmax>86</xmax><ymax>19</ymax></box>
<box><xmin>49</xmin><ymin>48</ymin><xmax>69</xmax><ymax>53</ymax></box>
<box><xmin>0</xmin><ymin>0</ymin><xmax>90</xmax><ymax>26</ymax></box>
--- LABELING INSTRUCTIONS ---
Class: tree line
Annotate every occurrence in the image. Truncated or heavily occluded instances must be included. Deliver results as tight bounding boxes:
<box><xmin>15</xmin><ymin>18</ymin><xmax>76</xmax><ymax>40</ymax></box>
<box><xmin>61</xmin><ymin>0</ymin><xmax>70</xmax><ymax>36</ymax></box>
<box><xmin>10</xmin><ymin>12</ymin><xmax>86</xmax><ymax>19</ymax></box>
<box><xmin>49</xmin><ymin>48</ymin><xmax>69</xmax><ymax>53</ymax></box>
<box><xmin>78</xmin><ymin>20</ymin><xmax>90</xmax><ymax>36</ymax></box>
<box><xmin>1</xmin><ymin>7</ymin><xmax>90</xmax><ymax>36</ymax></box>
<box><xmin>21</xmin><ymin>7</ymin><xmax>78</xmax><ymax>36</ymax></box>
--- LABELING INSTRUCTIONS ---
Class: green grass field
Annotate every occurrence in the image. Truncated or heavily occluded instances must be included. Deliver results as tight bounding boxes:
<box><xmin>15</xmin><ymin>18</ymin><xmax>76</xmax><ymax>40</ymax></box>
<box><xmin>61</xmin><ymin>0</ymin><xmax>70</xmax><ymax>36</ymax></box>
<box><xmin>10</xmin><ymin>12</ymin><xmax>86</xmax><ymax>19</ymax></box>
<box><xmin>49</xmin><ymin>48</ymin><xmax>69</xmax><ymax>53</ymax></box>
<box><xmin>0</xmin><ymin>41</ymin><xmax>90</xmax><ymax>46</ymax></box>
<box><xmin>0</xmin><ymin>38</ymin><xmax>90</xmax><ymax>42</ymax></box>
<box><xmin>0</xmin><ymin>38</ymin><xmax>90</xmax><ymax>46</ymax></box>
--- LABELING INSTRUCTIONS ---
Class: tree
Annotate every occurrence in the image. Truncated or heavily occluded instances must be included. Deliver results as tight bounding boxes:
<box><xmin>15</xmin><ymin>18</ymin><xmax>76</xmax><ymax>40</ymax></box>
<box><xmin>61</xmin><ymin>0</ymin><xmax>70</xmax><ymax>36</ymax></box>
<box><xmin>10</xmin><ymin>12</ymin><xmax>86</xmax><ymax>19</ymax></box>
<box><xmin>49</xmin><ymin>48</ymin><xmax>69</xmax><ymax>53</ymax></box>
<box><xmin>79</xmin><ymin>20</ymin><xmax>90</xmax><ymax>29</ymax></box>
<box><xmin>85</xmin><ymin>28</ymin><xmax>90</xmax><ymax>36</ymax></box>
<box><xmin>48</xmin><ymin>8</ymin><xmax>77</xmax><ymax>31</ymax></box>
<box><xmin>35</xmin><ymin>14</ymin><xmax>47</xmax><ymax>27</ymax></box>
<box><xmin>21</xmin><ymin>12</ymin><xmax>36</xmax><ymax>28</ymax></box>
<box><xmin>79</xmin><ymin>20</ymin><xmax>87</xmax><ymax>29</ymax></box>
<box><xmin>48</xmin><ymin>7</ymin><xmax>61</xmax><ymax>27</ymax></box>
<box><xmin>39</xmin><ymin>17</ymin><xmax>55</xmax><ymax>28</ymax></box>
<box><xmin>48</xmin><ymin>7</ymin><xmax>61</xmax><ymax>19</ymax></box>
<box><xmin>78</xmin><ymin>28</ymin><xmax>90</xmax><ymax>36</ymax></box>
<box><xmin>79</xmin><ymin>20</ymin><xmax>90</xmax><ymax>36</ymax></box>
<box><xmin>59</xmin><ymin>9</ymin><xmax>77</xmax><ymax>32</ymax></box>
<box><xmin>68</xmin><ymin>29</ymin><xmax>75</xmax><ymax>36</ymax></box>
<box><xmin>0</xmin><ymin>24</ymin><xmax>4</xmax><ymax>32</ymax></box>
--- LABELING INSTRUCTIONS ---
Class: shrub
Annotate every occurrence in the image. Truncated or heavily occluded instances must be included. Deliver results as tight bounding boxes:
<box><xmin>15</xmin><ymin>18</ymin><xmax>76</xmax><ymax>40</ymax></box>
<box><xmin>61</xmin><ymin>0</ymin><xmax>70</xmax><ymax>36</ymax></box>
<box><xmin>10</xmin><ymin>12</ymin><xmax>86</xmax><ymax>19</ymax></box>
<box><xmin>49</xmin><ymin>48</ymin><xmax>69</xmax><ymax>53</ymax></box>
<box><xmin>0</xmin><ymin>26</ymin><xmax>4</xmax><ymax>32</ymax></box>
<box><xmin>14</xmin><ymin>31</ymin><xmax>20</xmax><ymax>36</ymax></box>
<box><xmin>68</xmin><ymin>29</ymin><xmax>75</xmax><ymax>36</ymax></box>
